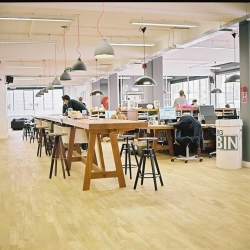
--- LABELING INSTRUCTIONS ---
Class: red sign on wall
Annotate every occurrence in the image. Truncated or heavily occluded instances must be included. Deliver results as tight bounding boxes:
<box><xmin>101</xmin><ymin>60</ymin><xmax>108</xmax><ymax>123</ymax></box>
<box><xmin>242</xmin><ymin>92</ymin><xmax>247</xmax><ymax>103</ymax></box>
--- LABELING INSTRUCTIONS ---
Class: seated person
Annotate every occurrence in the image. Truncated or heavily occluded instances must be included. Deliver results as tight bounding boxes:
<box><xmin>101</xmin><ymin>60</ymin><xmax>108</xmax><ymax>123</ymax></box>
<box><xmin>225</xmin><ymin>104</ymin><xmax>230</xmax><ymax>108</ymax></box>
<box><xmin>173</xmin><ymin>90</ymin><xmax>188</xmax><ymax>108</ymax></box>
<box><xmin>191</xmin><ymin>99</ymin><xmax>198</xmax><ymax>107</ymax></box>
<box><xmin>62</xmin><ymin>95</ymin><xmax>90</xmax><ymax>116</ymax></box>
<box><xmin>62</xmin><ymin>95</ymin><xmax>89</xmax><ymax>151</ymax></box>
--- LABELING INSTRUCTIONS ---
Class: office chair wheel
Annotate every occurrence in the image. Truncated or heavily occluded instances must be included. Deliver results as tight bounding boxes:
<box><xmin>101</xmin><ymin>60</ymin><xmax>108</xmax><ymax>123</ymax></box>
<box><xmin>209</xmin><ymin>155</ymin><xmax>212</xmax><ymax>158</ymax></box>
<box><xmin>171</xmin><ymin>159</ymin><xmax>174</xmax><ymax>162</ymax></box>
<box><xmin>199</xmin><ymin>158</ymin><xmax>203</xmax><ymax>162</ymax></box>
<box><xmin>185</xmin><ymin>160</ymin><xmax>188</xmax><ymax>163</ymax></box>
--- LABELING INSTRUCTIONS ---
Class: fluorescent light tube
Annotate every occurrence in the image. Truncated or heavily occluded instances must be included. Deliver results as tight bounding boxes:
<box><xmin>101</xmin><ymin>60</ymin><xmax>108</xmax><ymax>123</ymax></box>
<box><xmin>191</xmin><ymin>45</ymin><xmax>233</xmax><ymax>50</ymax></box>
<box><xmin>5</xmin><ymin>66</ymin><xmax>42</xmax><ymax>69</ymax></box>
<box><xmin>0</xmin><ymin>16</ymin><xmax>74</xmax><ymax>22</ymax></box>
<box><xmin>110</xmin><ymin>42</ymin><xmax>155</xmax><ymax>47</ymax></box>
<box><xmin>0</xmin><ymin>40</ymin><xmax>59</xmax><ymax>44</ymax></box>
<box><xmin>190</xmin><ymin>66</ymin><xmax>221</xmax><ymax>69</ymax></box>
<box><xmin>118</xmin><ymin>76</ymin><xmax>131</xmax><ymax>80</ymax></box>
<box><xmin>130</xmin><ymin>19</ymin><xmax>199</xmax><ymax>28</ymax></box>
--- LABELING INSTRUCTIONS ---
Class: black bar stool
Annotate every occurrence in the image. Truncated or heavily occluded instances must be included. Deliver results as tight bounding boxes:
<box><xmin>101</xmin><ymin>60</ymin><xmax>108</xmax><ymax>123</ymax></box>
<box><xmin>134</xmin><ymin>137</ymin><xmax>164</xmax><ymax>191</ymax></box>
<box><xmin>48</xmin><ymin>132</ymin><xmax>70</xmax><ymax>179</ymax></box>
<box><xmin>119</xmin><ymin>134</ymin><xmax>139</xmax><ymax>179</ymax></box>
<box><xmin>36</xmin><ymin>125</ymin><xmax>49</xmax><ymax>157</ymax></box>
<box><xmin>22</xmin><ymin>122</ymin><xmax>31</xmax><ymax>141</ymax></box>
<box><xmin>29</xmin><ymin>123</ymin><xmax>36</xmax><ymax>143</ymax></box>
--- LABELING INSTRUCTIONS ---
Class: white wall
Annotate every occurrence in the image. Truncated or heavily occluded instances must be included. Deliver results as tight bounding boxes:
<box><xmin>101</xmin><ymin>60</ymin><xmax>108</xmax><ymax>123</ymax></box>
<box><xmin>0</xmin><ymin>74</ymin><xmax>9</xmax><ymax>139</ymax></box>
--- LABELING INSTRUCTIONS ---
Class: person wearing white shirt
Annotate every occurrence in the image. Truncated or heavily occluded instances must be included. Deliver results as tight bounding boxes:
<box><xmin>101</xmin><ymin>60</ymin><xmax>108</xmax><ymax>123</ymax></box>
<box><xmin>173</xmin><ymin>90</ymin><xmax>188</xmax><ymax>108</ymax></box>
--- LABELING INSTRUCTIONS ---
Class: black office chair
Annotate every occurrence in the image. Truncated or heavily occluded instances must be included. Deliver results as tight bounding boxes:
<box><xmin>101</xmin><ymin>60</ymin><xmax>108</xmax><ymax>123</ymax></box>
<box><xmin>171</xmin><ymin>117</ymin><xmax>203</xmax><ymax>163</ymax></box>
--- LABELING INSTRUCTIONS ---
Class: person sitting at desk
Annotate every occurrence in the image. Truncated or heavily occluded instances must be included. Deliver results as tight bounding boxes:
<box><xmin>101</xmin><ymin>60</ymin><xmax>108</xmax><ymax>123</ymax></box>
<box><xmin>173</xmin><ymin>90</ymin><xmax>188</xmax><ymax>108</ymax></box>
<box><xmin>225</xmin><ymin>104</ymin><xmax>230</xmax><ymax>108</ymax></box>
<box><xmin>62</xmin><ymin>95</ymin><xmax>89</xmax><ymax>116</ymax></box>
<box><xmin>191</xmin><ymin>99</ymin><xmax>198</xmax><ymax>108</ymax></box>
<box><xmin>62</xmin><ymin>95</ymin><xmax>89</xmax><ymax>151</ymax></box>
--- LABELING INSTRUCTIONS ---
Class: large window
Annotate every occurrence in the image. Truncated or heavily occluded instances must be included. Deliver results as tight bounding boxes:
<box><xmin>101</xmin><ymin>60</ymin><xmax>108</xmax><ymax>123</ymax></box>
<box><xmin>216</xmin><ymin>71</ymin><xmax>240</xmax><ymax>109</ymax></box>
<box><xmin>7</xmin><ymin>87</ymin><xmax>64</xmax><ymax>116</ymax></box>
<box><xmin>170</xmin><ymin>77</ymin><xmax>210</xmax><ymax>107</ymax></box>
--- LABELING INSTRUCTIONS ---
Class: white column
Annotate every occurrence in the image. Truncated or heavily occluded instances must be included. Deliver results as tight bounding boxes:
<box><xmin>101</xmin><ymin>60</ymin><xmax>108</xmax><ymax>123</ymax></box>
<box><xmin>0</xmin><ymin>74</ymin><xmax>8</xmax><ymax>139</ymax></box>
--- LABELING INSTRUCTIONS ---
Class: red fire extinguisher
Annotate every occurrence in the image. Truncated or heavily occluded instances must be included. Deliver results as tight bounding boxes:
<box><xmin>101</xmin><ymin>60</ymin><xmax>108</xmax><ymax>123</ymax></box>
<box><xmin>241</xmin><ymin>86</ymin><xmax>247</xmax><ymax>103</ymax></box>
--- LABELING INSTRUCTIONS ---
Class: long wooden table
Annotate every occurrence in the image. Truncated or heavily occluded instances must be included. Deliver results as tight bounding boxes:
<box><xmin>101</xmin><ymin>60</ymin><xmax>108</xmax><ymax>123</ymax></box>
<box><xmin>39</xmin><ymin>116</ymin><xmax>148</xmax><ymax>191</ymax></box>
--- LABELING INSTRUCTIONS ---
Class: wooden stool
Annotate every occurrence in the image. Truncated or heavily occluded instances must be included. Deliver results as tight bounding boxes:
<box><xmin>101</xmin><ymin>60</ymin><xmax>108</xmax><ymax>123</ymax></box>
<box><xmin>119</xmin><ymin>134</ymin><xmax>139</xmax><ymax>179</ymax></box>
<box><xmin>48</xmin><ymin>133</ymin><xmax>70</xmax><ymax>179</ymax></box>
<box><xmin>134</xmin><ymin>137</ymin><xmax>164</xmax><ymax>191</ymax></box>
<box><xmin>36</xmin><ymin>125</ymin><xmax>49</xmax><ymax>157</ymax></box>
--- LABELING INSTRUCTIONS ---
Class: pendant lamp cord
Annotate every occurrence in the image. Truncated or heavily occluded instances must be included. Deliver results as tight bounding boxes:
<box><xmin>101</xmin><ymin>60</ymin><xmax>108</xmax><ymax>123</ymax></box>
<box><xmin>43</xmin><ymin>60</ymin><xmax>46</xmax><ymax>88</ymax></box>
<box><xmin>96</xmin><ymin>2</ymin><xmax>104</xmax><ymax>38</ymax></box>
<box><xmin>63</xmin><ymin>27</ymin><xmax>67</xmax><ymax>69</ymax></box>
<box><xmin>233</xmin><ymin>32</ymin><xmax>236</xmax><ymax>74</ymax></box>
<box><xmin>76</xmin><ymin>14</ymin><xmax>81</xmax><ymax>58</ymax></box>
<box><xmin>139</xmin><ymin>27</ymin><xmax>147</xmax><ymax>75</ymax></box>
<box><xmin>95</xmin><ymin>59</ymin><xmax>98</xmax><ymax>78</ymax></box>
<box><xmin>54</xmin><ymin>44</ymin><xmax>57</xmax><ymax>77</ymax></box>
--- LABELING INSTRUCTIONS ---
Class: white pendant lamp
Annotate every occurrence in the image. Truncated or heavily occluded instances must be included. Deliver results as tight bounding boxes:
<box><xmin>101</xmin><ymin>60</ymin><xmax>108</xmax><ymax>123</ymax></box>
<box><xmin>94</xmin><ymin>3</ymin><xmax>115</xmax><ymax>58</ymax></box>
<box><xmin>35</xmin><ymin>92</ymin><xmax>41</xmax><ymax>97</ymax></box>
<box><xmin>60</xmin><ymin>26</ymin><xmax>71</xmax><ymax>80</ymax></box>
<box><xmin>94</xmin><ymin>38</ymin><xmax>114</xmax><ymax>58</ymax></box>
<box><xmin>60</xmin><ymin>70</ymin><xmax>71</xmax><ymax>81</ymax></box>
<box><xmin>134</xmin><ymin>27</ymin><xmax>156</xmax><ymax>86</ymax></box>
<box><xmin>72</xmin><ymin>14</ymin><xmax>87</xmax><ymax>71</ymax></box>
<box><xmin>52</xmin><ymin>77</ymin><xmax>61</xmax><ymax>85</ymax></box>
<box><xmin>46</xmin><ymin>83</ymin><xmax>54</xmax><ymax>90</ymax></box>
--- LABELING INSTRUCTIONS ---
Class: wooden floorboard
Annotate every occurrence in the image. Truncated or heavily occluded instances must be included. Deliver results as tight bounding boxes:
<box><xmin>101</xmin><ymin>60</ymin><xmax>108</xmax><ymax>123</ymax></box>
<box><xmin>0</xmin><ymin>130</ymin><xmax>250</xmax><ymax>250</ymax></box>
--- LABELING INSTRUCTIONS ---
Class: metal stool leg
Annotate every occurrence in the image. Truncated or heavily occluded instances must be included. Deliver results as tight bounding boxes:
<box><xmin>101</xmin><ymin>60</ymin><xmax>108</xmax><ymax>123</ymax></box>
<box><xmin>49</xmin><ymin>136</ymin><xmax>58</xmax><ymax>178</ymax></box>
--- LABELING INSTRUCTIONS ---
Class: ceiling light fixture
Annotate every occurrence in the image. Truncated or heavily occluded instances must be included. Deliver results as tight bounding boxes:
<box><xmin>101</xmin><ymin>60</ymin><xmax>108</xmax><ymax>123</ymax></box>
<box><xmin>60</xmin><ymin>26</ymin><xmax>71</xmax><ymax>81</ymax></box>
<box><xmin>210</xmin><ymin>88</ymin><xmax>222</xmax><ymax>94</ymax></box>
<box><xmin>90</xmin><ymin>90</ymin><xmax>104</xmax><ymax>96</ymax></box>
<box><xmin>0</xmin><ymin>40</ymin><xmax>59</xmax><ymax>44</ymax></box>
<box><xmin>130</xmin><ymin>19</ymin><xmax>199</xmax><ymax>28</ymax></box>
<box><xmin>134</xmin><ymin>27</ymin><xmax>157</xmax><ymax>86</ymax></box>
<box><xmin>72</xmin><ymin>14</ymin><xmax>87</xmax><ymax>71</ymax></box>
<box><xmin>0</xmin><ymin>16</ymin><xmax>74</xmax><ymax>22</ymax></box>
<box><xmin>5</xmin><ymin>66</ymin><xmax>42</xmax><ymax>69</ymax></box>
<box><xmin>35</xmin><ymin>92</ymin><xmax>41</xmax><ymax>97</ymax></box>
<box><xmin>110</xmin><ymin>42</ymin><xmax>155</xmax><ymax>47</ymax></box>
<box><xmin>94</xmin><ymin>2</ymin><xmax>114</xmax><ymax>58</ymax></box>
<box><xmin>225</xmin><ymin>31</ymin><xmax>240</xmax><ymax>83</ymax></box>
<box><xmin>191</xmin><ymin>45</ymin><xmax>233</xmax><ymax>50</ymax></box>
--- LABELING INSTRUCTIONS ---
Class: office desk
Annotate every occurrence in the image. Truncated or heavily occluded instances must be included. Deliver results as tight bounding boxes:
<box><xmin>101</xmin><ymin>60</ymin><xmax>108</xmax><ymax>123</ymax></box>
<box><xmin>141</xmin><ymin>124</ymin><xmax>216</xmax><ymax>155</ymax></box>
<box><xmin>147</xmin><ymin>125</ymin><xmax>175</xmax><ymax>155</ymax></box>
<box><xmin>40</xmin><ymin>116</ymin><xmax>147</xmax><ymax>191</ymax></box>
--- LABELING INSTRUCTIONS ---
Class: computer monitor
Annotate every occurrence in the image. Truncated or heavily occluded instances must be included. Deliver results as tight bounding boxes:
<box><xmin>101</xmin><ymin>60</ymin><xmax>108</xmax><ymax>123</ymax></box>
<box><xmin>138</xmin><ymin>103</ymin><xmax>154</xmax><ymax>109</ymax></box>
<box><xmin>105</xmin><ymin>110</ymin><xmax>116</xmax><ymax>118</ymax></box>
<box><xmin>199</xmin><ymin>105</ymin><xmax>215</xmax><ymax>116</ymax></box>
<box><xmin>159</xmin><ymin>107</ymin><xmax>177</xmax><ymax>121</ymax></box>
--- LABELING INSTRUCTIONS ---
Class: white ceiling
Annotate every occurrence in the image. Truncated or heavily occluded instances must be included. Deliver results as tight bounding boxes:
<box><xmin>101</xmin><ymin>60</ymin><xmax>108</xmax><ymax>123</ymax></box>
<box><xmin>0</xmin><ymin>2</ymin><xmax>248</xmax><ymax>87</ymax></box>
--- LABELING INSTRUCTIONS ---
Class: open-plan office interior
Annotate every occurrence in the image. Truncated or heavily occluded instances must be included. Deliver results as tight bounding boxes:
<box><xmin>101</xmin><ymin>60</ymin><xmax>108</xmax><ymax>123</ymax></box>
<box><xmin>0</xmin><ymin>2</ymin><xmax>250</xmax><ymax>249</ymax></box>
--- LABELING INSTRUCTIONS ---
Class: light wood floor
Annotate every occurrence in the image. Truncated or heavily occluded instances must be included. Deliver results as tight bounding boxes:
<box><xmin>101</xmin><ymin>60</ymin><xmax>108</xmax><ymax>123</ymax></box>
<box><xmin>0</xmin><ymin>130</ymin><xmax>250</xmax><ymax>250</ymax></box>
